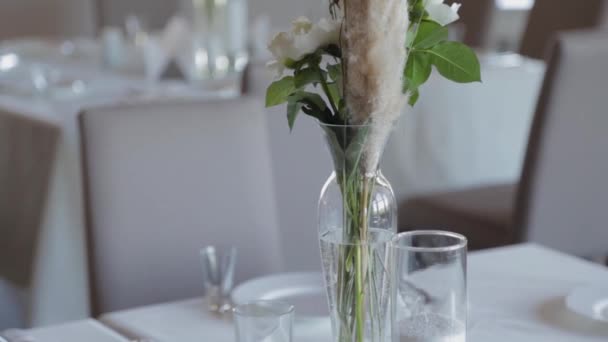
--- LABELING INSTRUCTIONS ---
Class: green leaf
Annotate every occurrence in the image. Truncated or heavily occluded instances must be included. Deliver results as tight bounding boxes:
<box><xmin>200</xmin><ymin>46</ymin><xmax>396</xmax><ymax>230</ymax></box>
<box><xmin>408</xmin><ymin>89</ymin><xmax>420</xmax><ymax>106</ymax></box>
<box><xmin>327</xmin><ymin>64</ymin><xmax>342</xmax><ymax>83</ymax></box>
<box><xmin>327</xmin><ymin>64</ymin><xmax>343</xmax><ymax>97</ymax></box>
<box><xmin>288</xmin><ymin>91</ymin><xmax>330</xmax><ymax>122</ymax></box>
<box><xmin>294</xmin><ymin>67</ymin><xmax>325</xmax><ymax>89</ymax></box>
<box><xmin>286</xmin><ymin>99</ymin><xmax>302</xmax><ymax>131</ymax></box>
<box><xmin>285</xmin><ymin>52</ymin><xmax>322</xmax><ymax>71</ymax></box>
<box><xmin>409</xmin><ymin>0</ymin><xmax>427</xmax><ymax>25</ymax></box>
<box><xmin>413</xmin><ymin>21</ymin><xmax>448</xmax><ymax>49</ymax></box>
<box><xmin>405</xmin><ymin>51</ymin><xmax>432</xmax><ymax>89</ymax></box>
<box><xmin>427</xmin><ymin>42</ymin><xmax>481</xmax><ymax>83</ymax></box>
<box><xmin>265</xmin><ymin>76</ymin><xmax>296</xmax><ymax>107</ymax></box>
<box><xmin>327</xmin><ymin>82</ymin><xmax>341</xmax><ymax>108</ymax></box>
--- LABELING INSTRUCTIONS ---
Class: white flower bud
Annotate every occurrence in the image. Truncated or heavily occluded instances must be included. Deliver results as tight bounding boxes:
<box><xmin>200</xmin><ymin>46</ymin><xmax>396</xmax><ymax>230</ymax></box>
<box><xmin>425</xmin><ymin>0</ymin><xmax>461</xmax><ymax>26</ymax></box>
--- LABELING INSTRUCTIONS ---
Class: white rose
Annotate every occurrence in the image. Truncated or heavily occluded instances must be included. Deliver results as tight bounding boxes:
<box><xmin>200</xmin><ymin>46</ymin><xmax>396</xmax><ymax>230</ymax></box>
<box><xmin>292</xmin><ymin>16</ymin><xmax>313</xmax><ymax>34</ymax></box>
<box><xmin>425</xmin><ymin>0</ymin><xmax>461</xmax><ymax>26</ymax></box>
<box><xmin>268</xmin><ymin>32</ymin><xmax>301</xmax><ymax>63</ymax></box>
<box><xmin>267</xmin><ymin>17</ymin><xmax>341</xmax><ymax>77</ymax></box>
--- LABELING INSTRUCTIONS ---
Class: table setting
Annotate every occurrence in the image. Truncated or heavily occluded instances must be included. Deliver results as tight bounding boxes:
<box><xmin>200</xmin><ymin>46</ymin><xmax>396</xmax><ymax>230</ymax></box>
<box><xmin>93</xmin><ymin>243</ymin><xmax>608</xmax><ymax>342</ymax></box>
<box><xmin>1</xmin><ymin>0</ymin><xmax>607</xmax><ymax>341</ymax></box>
<box><xmin>89</xmin><ymin>0</ymin><xmax>607</xmax><ymax>340</ymax></box>
<box><xmin>1</xmin><ymin>243</ymin><xmax>607</xmax><ymax>341</ymax></box>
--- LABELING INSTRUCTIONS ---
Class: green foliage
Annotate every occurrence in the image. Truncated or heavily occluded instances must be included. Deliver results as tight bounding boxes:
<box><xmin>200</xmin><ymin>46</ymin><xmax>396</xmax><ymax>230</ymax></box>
<box><xmin>286</xmin><ymin>100</ymin><xmax>302</xmax><ymax>131</ymax></box>
<box><xmin>267</xmin><ymin>3</ymin><xmax>482</xmax><ymax>124</ymax></box>
<box><xmin>408</xmin><ymin>89</ymin><xmax>420</xmax><ymax>106</ymax></box>
<box><xmin>286</xmin><ymin>91</ymin><xmax>333</xmax><ymax>129</ymax></box>
<box><xmin>265</xmin><ymin>76</ymin><xmax>295</xmax><ymax>107</ymax></box>
<box><xmin>403</xmin><ymin>19</ymin><xmax>481</xmax><ymax>106</ymax></box>
<box><xmin>413</xmin><ymin>21</ymin><xmax>448</xmax><ymax>49</ymax></box>
<box><xmin>409</xmin><ymin>0</ymin><xmax>427</xmax><ymax>25</ymax></box>
<box><xmin>294</xmin><ymin>67</ymin><xmax>326</xmax><ymax>89</ymax></box>
<box><xmin>405</xmin><ymin>52</ymin><xmax>431</xmax><ymax>90</ymax></box>
<box><xmin>426</xmin><ymin>42</ymin><xmax>481</xmax><ymax>83</ymax></box>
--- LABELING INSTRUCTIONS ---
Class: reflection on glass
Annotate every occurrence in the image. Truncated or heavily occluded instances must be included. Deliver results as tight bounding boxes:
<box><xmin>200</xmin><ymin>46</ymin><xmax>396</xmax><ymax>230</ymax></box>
<box><xmin>0</xmin><ymin>54</ymin><xmax>19</xmax><ymax>71</ymax></box>
<box><xmin>391</xmin><ymin>231</ymin><xmax>468</xmax><ymax>342</ymax></box>
<box><xmin>234</xmin><ymin>301</ymin><xmax>294</xmax><ymax>342</ymax></box>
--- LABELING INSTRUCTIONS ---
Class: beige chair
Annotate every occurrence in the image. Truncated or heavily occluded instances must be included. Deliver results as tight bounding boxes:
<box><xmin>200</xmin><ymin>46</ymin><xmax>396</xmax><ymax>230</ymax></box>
<box><xmin>519</xmin><ymin>0</ymin><xmax>606</xmax><ymax>60</ymax></box>
<box><xmin>0</xmin><ymin>0</ymin><xmax>96</xmax><ymax>40</ymax></box>
<box><xmin>0</xmin><ymin>109</ymin><xmax>60</xmax><ymax>327</ymax></box>
<box><xmin>79</xmin><ymin>98</ymin><xmax>283</xmax><ymax>315</ymax></box>
<box><xmin>515</xmin><ymin>30</ymin><xmax>608</xmax><ymax>259</ymax></box>
<box><xmin>400</xmin><ymin>31</ymin><xmax>608</xmax><ymax>260</ymax></box>
<box><xmin>398</xmin><ymin>184</ymin><xmax>517</xmax><ymax>250</ymax></box>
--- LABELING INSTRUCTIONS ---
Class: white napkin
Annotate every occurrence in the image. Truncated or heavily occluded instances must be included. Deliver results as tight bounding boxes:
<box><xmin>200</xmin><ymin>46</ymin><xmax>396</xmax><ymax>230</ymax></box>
<box><xmin>142</xmin><ymin>16</ymin><xmax>191</xmax><ymax>81</ymax></box>
<box><xmin>1</xmin><ymin>329</ymin><xmax>35</xmax><ymax>342</ymax></box>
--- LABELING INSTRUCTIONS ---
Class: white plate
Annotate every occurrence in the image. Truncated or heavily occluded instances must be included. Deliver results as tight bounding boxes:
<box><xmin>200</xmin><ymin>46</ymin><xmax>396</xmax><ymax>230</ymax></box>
<box><xmin>232</xmin><ymin>272</ymin><xmax>329</xmax><ymax>323</ymax></box>
<box><xmin>566</xmin><ymin>285</ymin><xmax>608</xmax><ymax>322</ymax></box>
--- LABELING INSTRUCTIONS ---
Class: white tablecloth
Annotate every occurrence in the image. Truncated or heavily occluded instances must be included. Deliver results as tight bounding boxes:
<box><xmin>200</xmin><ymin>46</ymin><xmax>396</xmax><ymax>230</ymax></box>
<box><xmin>384</xmin><ymin>53</ymin><xmax>546</xmax><ymax>200</ymax></box>
<box><xmin>2</xmin><ymin>319</ymin><xmax>128</xmax><ymax>342</ymax></box>
<box><xmin>100</xmin><ymin>244</ymin><xmax>608</xmax><ymax>341</ymax></box>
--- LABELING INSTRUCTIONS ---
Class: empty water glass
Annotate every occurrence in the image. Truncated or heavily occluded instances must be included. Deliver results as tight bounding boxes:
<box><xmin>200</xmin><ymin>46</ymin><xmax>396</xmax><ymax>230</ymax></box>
<box><xmin>200</xmin><ymin>246</ymin><xmax>237</xmax><ymax>313</ymax></box>
<box><xmin>391</xmin><ymin>230</ymin><xmax>467</xmax><ymax>342</ymax></box>
<box><xmin>234</xmin><ymin>301</ymin><xmax>294</xmax><ymax>342</ymax></box>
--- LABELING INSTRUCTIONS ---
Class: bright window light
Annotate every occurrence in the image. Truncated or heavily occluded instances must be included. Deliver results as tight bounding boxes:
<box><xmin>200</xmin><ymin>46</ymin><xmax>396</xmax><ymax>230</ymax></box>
<box><xmin>0</xmin><ymin>53</ymin><xmax>19</xmax><ymax>71</ymax></box>
<box><xmin>495</xmin><ymin>0</ymin><xmax>535</xmax><ymax>10</ymax></box>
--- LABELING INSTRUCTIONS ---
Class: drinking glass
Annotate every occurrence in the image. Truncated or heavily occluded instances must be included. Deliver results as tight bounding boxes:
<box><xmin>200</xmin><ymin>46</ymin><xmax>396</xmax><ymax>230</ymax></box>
<box><xmin>179</xmin><ymin>0</ymin><xmax>248</xmax><ymax>90</ymax></box>
<box><xmin>234</xmin><ymin>301</ymin><xmax>294</xmax><ymax>342</ymax></box>
<box><xmin>200</xmin><ymin>246</ymin><xmax>237</xmax><ymax>313</ymax></box>
<box><xmin>391</xmin><ymin>230</ymin><xmax>467</xmax><ymax>342</ymax></box>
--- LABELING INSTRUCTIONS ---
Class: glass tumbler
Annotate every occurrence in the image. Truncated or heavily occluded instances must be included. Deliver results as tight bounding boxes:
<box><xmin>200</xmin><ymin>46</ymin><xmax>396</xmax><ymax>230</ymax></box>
<box><xmin>234</xmin><ymin>301</ymin><xmax>294</xmax><ymax>342</ymax></box>
<box><xmin>200</xmin><ymin>246</ymin><xmax>237</xmax><ymax>313</ymax></box>
<box><xmin>391</xmin><ymin>230</ymin><xmax>467</xmax><ymax>342</ymax></box>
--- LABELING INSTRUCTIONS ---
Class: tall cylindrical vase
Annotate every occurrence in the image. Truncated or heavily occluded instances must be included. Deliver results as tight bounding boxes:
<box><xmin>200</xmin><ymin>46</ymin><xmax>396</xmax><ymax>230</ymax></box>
<box><xmin>318</xmin><ymin>122</ymin><xmax>397</xmax><ymax>342</ymax></box>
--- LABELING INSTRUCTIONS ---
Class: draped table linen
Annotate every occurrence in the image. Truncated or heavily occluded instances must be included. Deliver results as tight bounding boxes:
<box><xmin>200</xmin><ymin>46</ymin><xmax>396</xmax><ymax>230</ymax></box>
<box><xmin>100</xmin><ymin>244</ymin><xmax>608</xmax><ymax>341</ymax></box>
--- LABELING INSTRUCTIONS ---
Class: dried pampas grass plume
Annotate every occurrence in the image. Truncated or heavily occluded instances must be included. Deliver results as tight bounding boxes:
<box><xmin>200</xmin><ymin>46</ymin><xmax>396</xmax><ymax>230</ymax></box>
<box><xmin>341</xmin><ymin>0</ymin><xmax>410</xmax><ymax>172</ymax></box>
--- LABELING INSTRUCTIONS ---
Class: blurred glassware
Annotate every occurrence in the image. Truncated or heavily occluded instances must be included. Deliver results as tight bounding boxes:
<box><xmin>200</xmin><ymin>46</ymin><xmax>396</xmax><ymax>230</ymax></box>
<box><xmin>27</xmin><ymin>64</ymin><xmax>88</xmax><ymax>99</ymax></box>
<box><xmin>234</xmin><ymin>301</ymin><xmax>294</xmax><ymax>342</ymax></box>
<box><xmin>200</xmin><ymin>246</ymin><xmax>237</xmax><ymax>314</ymax></box>
<box><xmin>101</xmin><ymin>26</ymin><xmax>146</xmax><ymax>75</ymax></box>
<box><xmin>101</xmin><ymin>27</ymin><xmax>129</xmax><ymax>70</ymax></box>
<box><xmin>125</xmin><ymin>14</ymin><xmax>149</xmax><ymax>48</ymax></box>
<box><xmin>391</xmin><ymin>231</ymin><xmax>468</xmax><ymax>342</ymax></box>
<box><xmin>179</xmin><ymin>0</ymin><xmax>248</xmax><ymax>90</ymax></box>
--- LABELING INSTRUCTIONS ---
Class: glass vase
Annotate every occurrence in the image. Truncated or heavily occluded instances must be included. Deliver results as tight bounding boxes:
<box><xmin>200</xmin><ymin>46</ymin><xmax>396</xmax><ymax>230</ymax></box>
<box><xmin>318</xmin><ymin>122</ymin><xmax>397</xmax><ymax>342</ymax></box>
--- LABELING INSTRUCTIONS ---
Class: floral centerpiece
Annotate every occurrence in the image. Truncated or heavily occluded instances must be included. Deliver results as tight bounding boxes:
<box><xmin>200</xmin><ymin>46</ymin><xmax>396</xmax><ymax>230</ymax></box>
<box><xmin>265</xmin><ymin>0</ymin><xmax>480</xmax><ymax>341</ymax></box>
